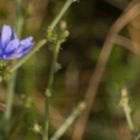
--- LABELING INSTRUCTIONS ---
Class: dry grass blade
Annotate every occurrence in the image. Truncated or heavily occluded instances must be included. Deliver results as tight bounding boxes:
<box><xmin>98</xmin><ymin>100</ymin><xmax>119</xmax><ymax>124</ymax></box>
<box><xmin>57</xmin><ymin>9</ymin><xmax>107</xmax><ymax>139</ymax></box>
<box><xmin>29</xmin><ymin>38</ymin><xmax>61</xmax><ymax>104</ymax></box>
<box><xmin>115</xmin><ymin>35</ymin><xmax>140</xmax><ymax>54</ymax></box>
<box><xmin>72</xmin><ymin>2</ymin><xmax>140</xmax><ymax>140</ymax></box>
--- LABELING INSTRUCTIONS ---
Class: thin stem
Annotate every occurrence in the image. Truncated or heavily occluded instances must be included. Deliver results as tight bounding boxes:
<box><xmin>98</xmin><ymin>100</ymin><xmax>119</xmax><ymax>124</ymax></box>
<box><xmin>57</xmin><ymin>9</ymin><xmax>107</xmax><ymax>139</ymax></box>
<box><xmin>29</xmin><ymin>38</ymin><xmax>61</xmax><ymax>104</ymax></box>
<box><xmin>124</xmin><ymin>106</ymin><xmax>134</xmax><ymax>132</ymax></box>
<box><xmin>43</xmin><ymin>40</ymin><xmax>62</xmax><ymax>140</ymax></box>
<box><xmin>50</xmin><ymin>0</ymin><xmax>76</xmax><ymax>31</ymax></box>
<box><xmin>120</xmin><ymin>87</ymin><xmax>135</xmax><ymax>137</ymax></box>
<box><xmin>50</xmin><ymin>102</ymin><xmax>85</xmax><ymax>140</ymax></box>
<box><xmin>16</xmin><ymin>0</ymin><xmax>24</xmax><ymax>36</ymax></box>
<box><xmin>43</xmin><ymin>1</ymin><xmax>76</xmax><ymax>138</ymax></box>
<box><xmin>3</xmin><ymin>72</ymin><xmax>17</xmax><ymax>133</ymax></box>
<box><xmin>135</xmin><ymin>134</ymin><xmax>140</xmax><ymax>140</ymax></box>
<box><xmin>2</xmin><ymin>0</ymin><xmax>24</xmax><ymax>136</ymax></box>
<box><xmin>47</xmin><ymin>41</ymin><xmax>62</xmax><ymax>90</ymax></box>
<box><xmin>10</xmin><ymin>0</ymin><xmax>76</xmax><ymax>73</ymax></box>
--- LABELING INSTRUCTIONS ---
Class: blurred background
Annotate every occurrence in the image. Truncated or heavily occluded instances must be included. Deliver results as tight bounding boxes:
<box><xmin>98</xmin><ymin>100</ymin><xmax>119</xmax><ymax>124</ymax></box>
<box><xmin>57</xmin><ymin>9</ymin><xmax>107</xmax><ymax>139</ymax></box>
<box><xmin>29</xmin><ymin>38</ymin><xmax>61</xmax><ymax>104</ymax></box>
<box><xmin>1</xmin><ymin>0</ymin><xmax>140</xmax><ymax>140</ymax></box>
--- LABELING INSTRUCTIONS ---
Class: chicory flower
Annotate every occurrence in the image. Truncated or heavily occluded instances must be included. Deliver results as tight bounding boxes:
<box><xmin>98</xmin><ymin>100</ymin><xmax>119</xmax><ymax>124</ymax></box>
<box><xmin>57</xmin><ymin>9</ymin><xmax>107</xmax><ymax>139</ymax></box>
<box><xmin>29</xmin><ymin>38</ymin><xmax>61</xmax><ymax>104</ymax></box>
<box><xmin>0</xmin><ymin>25</ymin><xmax>33</xmax><ymax>60</ymax></box>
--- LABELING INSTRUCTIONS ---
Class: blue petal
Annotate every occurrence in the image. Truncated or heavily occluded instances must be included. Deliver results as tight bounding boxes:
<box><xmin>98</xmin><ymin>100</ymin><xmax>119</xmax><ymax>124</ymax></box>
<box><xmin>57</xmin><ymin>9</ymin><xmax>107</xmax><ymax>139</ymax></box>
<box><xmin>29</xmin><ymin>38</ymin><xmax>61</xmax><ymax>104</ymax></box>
<box><xmin>20</xmin><ymin>36</ymin><xmax>33</xmax><ymax>47</ymax></box>
<box><xmin>0</xmin><ymin>41</ymin><xmax>3</xmax><ymax>56</ymax></box>
<box><xmin>15</xmin><ymin>36</ymin><xmax>33</xmax><ymax>57</ymax></box>
<box><xmin>1</xmin><ymin>25</ymin><xmax>12</xmax><ymax>47</ymax></box>
<box><xmin>5</xmin><ymin>39</ymin><xmax>20</xmax><ymax>53</ymax></box>
<box><xmin>0</xmin><ymin>25</ymin><xmax>33</xmax><ymax>60</ymax></box>
<box><xmin>2</xmin><ymin>52</ymin><xmax>15</xmax><ymax>60</ymax></box>
<box><xmin>16</xmin><ymin>45</ymin><xmax>32</xmax><ymax>58</ymax></box>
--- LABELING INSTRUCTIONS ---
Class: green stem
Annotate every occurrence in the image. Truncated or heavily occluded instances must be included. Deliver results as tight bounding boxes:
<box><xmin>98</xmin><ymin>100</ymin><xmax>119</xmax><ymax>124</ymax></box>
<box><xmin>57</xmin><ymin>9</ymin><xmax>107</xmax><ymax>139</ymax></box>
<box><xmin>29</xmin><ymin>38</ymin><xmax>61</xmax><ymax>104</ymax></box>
<box><xmin>43</xmin><ymin>41</ymin><xmax>62</xmax><ymax>140</ymax></box>
<box><xmin>16</xmin><ymin>0</ymin><xmax>24</xmax><ymax>36</ymax></box>
<box><xmin>2</xmin><ymin>0</ymin><xmax>24</xmax><ymax>136</ymax></box>
<box><xmin>120</xmin><ymin>87</ymin><xmax>135</xmax><ymax>138</ymax></box>
<box><xmin>43</xmin><ymin>1</ymin><xmax>76</xmax><ymax>139</ymax></box>
<box><xmin>10</xmin><ymin>0</ymin><xmax>76</xmax><ymax>73</ymax></box>
<box><xmin>3</xmin><ymin>72</ymin><xmax>17</xmax><ymax>133</ymax></box>
<box><xmin>50</xmin><ymin>102</ymin><xmax>85</xmax><ymax>140</ymax></box>
<box><xmin>50</xmin><ymin>0</ymin><xmax>76</xmax><ymax>31</ymax></box>
<box><xmin>123</xmin><ymin>103</ymin><xmax>134</xmax><ymax>132</ymax></box>
<box><xmin>135</xmin><ymin>134</ymin><xmax>140</xmax><ymax>140</ymax></box>
<box><xmin>47</xmin><ymin>41</ymin><xmax>62</xmax><ymax>89</ymax></box>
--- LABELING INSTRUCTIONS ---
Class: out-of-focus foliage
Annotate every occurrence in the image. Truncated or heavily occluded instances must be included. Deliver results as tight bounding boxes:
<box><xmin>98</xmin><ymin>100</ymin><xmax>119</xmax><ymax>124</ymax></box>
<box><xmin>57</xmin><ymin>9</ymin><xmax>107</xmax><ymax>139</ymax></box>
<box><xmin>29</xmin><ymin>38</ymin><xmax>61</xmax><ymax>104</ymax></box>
<box><xmin>1</xmin><ymin>0</ymin><xmax>140</xmax><ymax>140</ymax></box>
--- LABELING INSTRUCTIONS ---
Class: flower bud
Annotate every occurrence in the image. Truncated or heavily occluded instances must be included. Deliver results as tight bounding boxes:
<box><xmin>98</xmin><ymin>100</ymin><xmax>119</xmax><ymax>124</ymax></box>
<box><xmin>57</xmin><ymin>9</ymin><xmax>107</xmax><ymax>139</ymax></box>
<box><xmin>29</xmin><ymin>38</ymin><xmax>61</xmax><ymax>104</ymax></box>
<box><xmin>60</xmin><ymin>21</ymin><xmax>67</xmax><ymax>30</ymax></box>
<box><xmin>63</xmin><ymin>30</ymin><xmax>70</xmax><ymax>38</ymax></box>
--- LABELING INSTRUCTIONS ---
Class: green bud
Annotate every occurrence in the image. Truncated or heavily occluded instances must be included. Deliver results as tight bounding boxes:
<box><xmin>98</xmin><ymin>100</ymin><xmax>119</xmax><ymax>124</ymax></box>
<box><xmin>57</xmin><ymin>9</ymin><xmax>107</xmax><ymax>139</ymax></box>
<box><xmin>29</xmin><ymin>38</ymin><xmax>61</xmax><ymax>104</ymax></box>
<box><xmin>33</xmin><ymin>123</ymin><xmax>42</xmax><ymax>134</ymax></box>
<box><xmin>60</xmin><ymin>20</ymin><xmax>67</xmax><ymax>30</ymax></box>
<box><xmin>63</xmin><ymin>30</ymin><xmax>70</xmax><ymax>38</ymax></box>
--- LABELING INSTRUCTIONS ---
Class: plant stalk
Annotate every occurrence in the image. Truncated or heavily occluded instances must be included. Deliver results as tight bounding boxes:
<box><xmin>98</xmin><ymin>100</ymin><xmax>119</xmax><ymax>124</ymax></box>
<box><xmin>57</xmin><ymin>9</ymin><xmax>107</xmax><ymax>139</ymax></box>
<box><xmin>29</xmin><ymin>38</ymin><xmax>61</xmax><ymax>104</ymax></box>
<box><xmin>10</xmin><ymin>0</ymin><xmax>76</xmax><ymax>73</ymax></box>
<box><xmin>50</xmin><ymin>102</ymin><xmax>85</xmax><ymax>140</ymax></box>
<box><xmin>43</xmin><ymin>40</ymin><xmax>62</xmax><ymax>140</ymax></box>
<box><xmin>3</xmin><ymin>0</ymin><xmax>24</xmax><ymax>136</ymax></box>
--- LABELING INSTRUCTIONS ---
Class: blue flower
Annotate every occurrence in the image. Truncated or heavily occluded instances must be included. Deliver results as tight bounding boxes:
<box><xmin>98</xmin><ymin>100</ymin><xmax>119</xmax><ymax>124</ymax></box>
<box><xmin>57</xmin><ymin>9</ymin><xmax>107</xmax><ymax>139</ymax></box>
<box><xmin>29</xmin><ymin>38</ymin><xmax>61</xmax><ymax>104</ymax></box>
<box><xmin>0</xmin><ymin>24</ymin><xmax>33</xmax><ymax>60</ymax></box>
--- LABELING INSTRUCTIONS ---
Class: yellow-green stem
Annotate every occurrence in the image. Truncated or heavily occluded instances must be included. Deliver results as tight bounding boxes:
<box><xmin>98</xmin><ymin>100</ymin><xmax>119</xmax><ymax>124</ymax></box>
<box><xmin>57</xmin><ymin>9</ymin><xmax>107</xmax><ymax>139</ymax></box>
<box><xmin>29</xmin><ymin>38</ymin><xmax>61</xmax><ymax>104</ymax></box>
<box><xmin>43</xmin><ymin>1</ymin><xmax>76</xmax><ymax>139</ymax></box>
<box><xmin>50</xmin><ymin>102</ymin><xmax>85</xmax><ymax>140</ymax></box>
<box><xmin>3</xmin><ymin>0</ymin><xmax>24</xmax><ymax>136</ymax></box>
<box><xmin>50</xmin><ymin>0</ymin><xmax>77</xmax><ymax>31</ymax></box>
<box><xmin>43</xmin><ymin>41</ymin><xmax>62</xmax><ymax>140</ymax></box>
